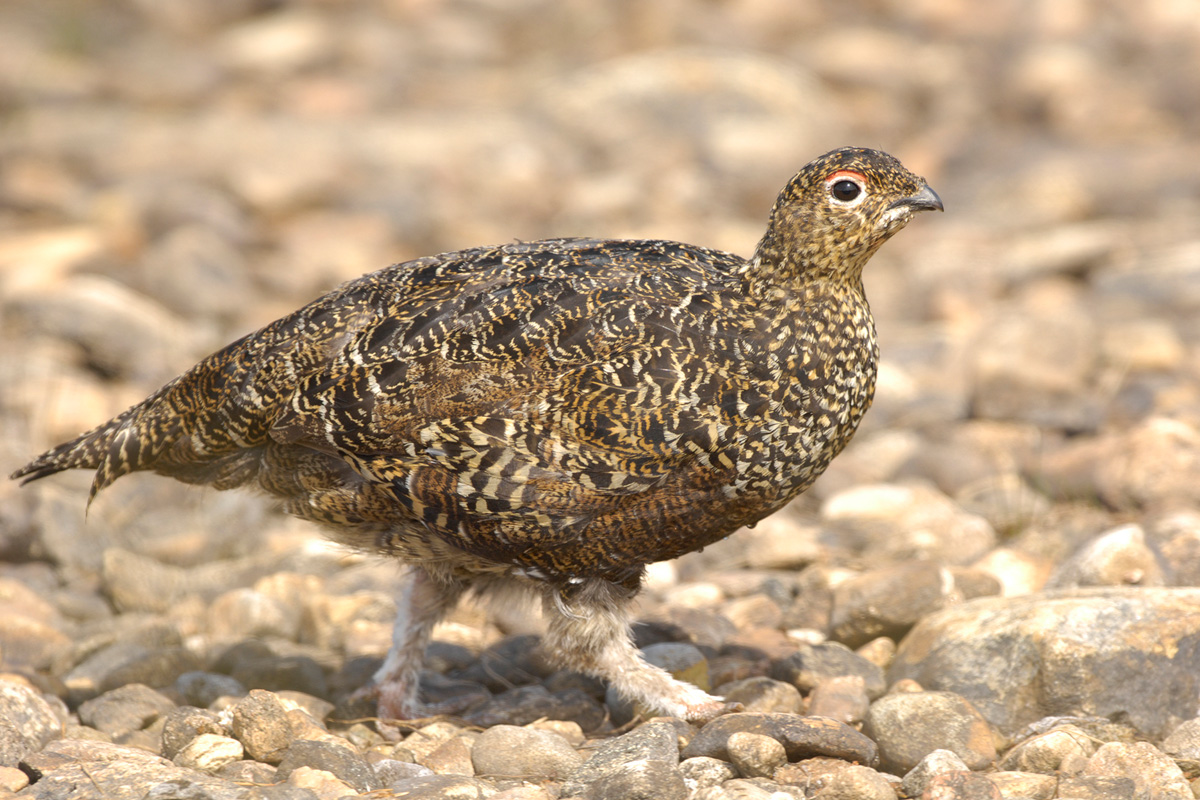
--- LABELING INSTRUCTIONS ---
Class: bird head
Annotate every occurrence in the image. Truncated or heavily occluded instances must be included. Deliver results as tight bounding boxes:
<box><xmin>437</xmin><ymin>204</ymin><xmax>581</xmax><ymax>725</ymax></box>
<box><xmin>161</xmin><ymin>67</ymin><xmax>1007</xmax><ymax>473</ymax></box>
<box><xmin>751</xmin><ymin>147</ymin><xmax>943</xmax><ymax>292</ymax></box>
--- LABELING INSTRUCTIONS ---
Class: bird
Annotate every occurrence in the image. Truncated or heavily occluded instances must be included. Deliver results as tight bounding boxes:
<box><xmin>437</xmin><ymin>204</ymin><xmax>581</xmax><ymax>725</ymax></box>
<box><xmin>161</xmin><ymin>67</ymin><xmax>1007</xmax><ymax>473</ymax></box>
<box><xmin>12</xmin><ymin>147</ymin><xmax>942</xmax><ymax>725</ymax></box>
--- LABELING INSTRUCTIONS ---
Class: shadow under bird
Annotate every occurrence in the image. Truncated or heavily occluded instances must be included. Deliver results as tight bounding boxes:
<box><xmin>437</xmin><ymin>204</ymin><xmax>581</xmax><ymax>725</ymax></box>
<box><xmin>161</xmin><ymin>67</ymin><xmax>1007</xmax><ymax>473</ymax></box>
<box><xmin>12</xmin><ymin>147</ymin><xmax>942</xmax><ymax>724</ymax></box>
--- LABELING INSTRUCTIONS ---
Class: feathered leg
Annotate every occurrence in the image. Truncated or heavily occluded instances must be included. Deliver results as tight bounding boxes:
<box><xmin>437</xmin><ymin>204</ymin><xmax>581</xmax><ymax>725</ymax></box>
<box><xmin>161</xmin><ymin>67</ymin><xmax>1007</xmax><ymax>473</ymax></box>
<box><xmin>360</xmin><ymin>565</ymin><xmax>465</xmax><ymax>722</ymax></box>
<box><xmin>540</xmin><ymin>578</ymin><xmax>734</xmax><ymax>722</ymax></box>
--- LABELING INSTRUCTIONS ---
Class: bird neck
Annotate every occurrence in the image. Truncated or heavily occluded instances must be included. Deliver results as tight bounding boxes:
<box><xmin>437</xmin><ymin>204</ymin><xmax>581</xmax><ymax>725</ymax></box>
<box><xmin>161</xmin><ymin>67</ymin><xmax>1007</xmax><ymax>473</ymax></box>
<box><xmin>744</xmin><ymin>221</ymin><xmax>876</xmax><ymax>303</ymax></box>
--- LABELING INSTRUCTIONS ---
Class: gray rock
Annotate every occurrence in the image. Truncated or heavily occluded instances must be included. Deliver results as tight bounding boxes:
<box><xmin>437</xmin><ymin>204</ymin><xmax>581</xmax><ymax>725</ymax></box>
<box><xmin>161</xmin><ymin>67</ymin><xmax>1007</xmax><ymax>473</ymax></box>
<box><xmin>0</xmin><ymin>721</ymin><xmax>38</xmax><ymax>769</ymax></box>
<box><xmin>419</xmin><ymin>733</ymin><xmax>476</xmax><ymax>776</ymax></box>
<box><xmin>582</xmin><ymin>758</ymin><xmax>688</xmax><ymax>800</ymax></box>
<box><xmin>986</xmin><ymin>771</ymin><xmax>1057</xmax><ymax>799</ymax></box>
<box><xmin>806</xmin><ymin>675</ymin><xmax>870</xmax><ymax>726</ymax></box>
<box><xmin>0</xmin><ymin>681</ymin><xmax>62</xmax><ymax>752</ymax></box>
<box><xmin>229</xmin><ymin>653</ymin><xmax>328</xmax><ymax>699</ymax></box>
<box><xmin>373</xmin><ymin>758</ymin><xmax>436</xmax><ymax>786</ymax></box>
<box><xmin>917</xmin><ymin>772</ymin><xmax>1003</xmax><ymax>799</ymax></box>
<box><xmin>76</xmin><ymin>683</ymin><xmax>176</xmax><ymax>740</ymax></box>
<box><xmin>206</xmin><ymin>587</ymin><xmax>303</xmax><ymax>641</ymax></box>
<box><xmin>216</xmin><ymin>759</ymin><xmax>279</xmax><ymax>784</ymax></box>
<box><xmin>1082</xmin><ymin>741</ymin><xmax>1192</xmax><ymax>799</ymax></box>
<box><xmin>1047</xmin><ymin>524</ymin><xmax>1166</xmax><ymax>588</ymax></box>
<box><xmin>769</xmin><ymin>641</ymin><xmax>885</xmax><ymax>699</ymax></box>
<box><xmin>862</xmin><ymin>690</ymin><xmax>997</xmax><ymax>775</ymax></box>
<box><xmin>1056</xmin><ymin>775</ymin><xmax>1139</xmax><ymax>799</ymax></box>
<box><xmin>713</xmin><ymin>777</ymin><xmax>805</xmax><ymax>799</ymax></box>
<box><xmin>1162</xmin><ymin>717</ymin><xmax>1200</xmax><ymax>760</ymax></box>
<box><xmin>681</xmin><ymin>712</ymin><xmax>877</xmax><ymax>767</ymax></box>
<box><xmin>63</xmin><ymin>633</ymin><xmax>184</xmax><ymax>705</ymax></box>
<box><xmin>716</xmin><ymin>676</ymin><xmax>803</xmax><ymax>714</ymax></box>
<box><xmin>0</xmin><ymin>578</ymin><xmax>71</xmax><ymax>671</ymax></box>
<box><xmin>173</xmin><ymin>671</ymin><xmax>249</xmax><ymax>708</ymax></box>
<box><xmin>830</xmin><ymin>561</ymin><xmax>960</xmax><ymax>648</ymax></box>
<box><xmin>161</xmin><ymin>706</ymin><xmax>226</xmax><ymax>760</ymax></box>
<box><xmin>889</xmin><ymin>588</ymin><xmax>1200</xmax><ymax>738</ymax></box>
<box><xmin>642</xmin><ymin>642</ymin><xmax>712</xmax><ymax>690</ymax></box>
<box><xmin>775</xmin><ymin>760</ymin><xmax>896</xmax><ymax>799</ymax></box>
<box><xmin>820</xmin><ymin>481</ymin><xmax>996</xmax><ymax>565</ymax></box>
<box><xmin>228</xmin><ymin>689</ymin><xmax>294</xmax><ymax>764</ymax></box>
<box><xmin>275</xmin><ymin>738</ymin><xmax>381</xmax><ymax>792</ymax></box>
<box><xmin>20</xmin><ymin>739</ymin><xmax>247</xmax><ymax>800</ymax></box>
<box><xmin>470</xmin><ymin>724</ymin><xmax>582</xmax><ymax>781</ymax></box>
<box><xmin>172</xmin><ymin>733</ymin><xmax>245</xmax><ymax>772</ymax></box>
<box><xmin>898</xmin><ymin>748</ymin><xmax>970</xmax><ymax>798</ymax></box>
<box><xmin>561</xmin><ymin>718</ymin><xmax>683</xmax><ymax>796</ymax></box>
<box><xmin>678</xmin><ymin>756</ymin><xmax>737</xmax><ymax>792</ymax></box>
<box><xmin>381</xmin><ymin>773</ymin><xmax>498</xmax><ymax>799</ymax></box>
<box><xmin>998</xmin><ymin>723</ymin><xmax>1095</xmax><ymax>775</ymax></box>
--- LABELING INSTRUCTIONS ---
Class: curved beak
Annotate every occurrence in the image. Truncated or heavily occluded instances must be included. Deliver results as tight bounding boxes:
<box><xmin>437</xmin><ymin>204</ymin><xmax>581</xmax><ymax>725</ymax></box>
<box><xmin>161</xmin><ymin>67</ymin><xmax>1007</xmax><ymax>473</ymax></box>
<box><xmin>895</xmin><ymin>184</ymin><xmax>944</xmax><ymax>213</ymax></box>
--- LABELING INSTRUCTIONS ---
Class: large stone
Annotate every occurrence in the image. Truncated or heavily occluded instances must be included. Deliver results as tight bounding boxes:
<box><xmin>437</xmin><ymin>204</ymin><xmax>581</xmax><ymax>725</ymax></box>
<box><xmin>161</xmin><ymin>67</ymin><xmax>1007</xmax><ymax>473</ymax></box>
<box><xmin>862</xmin><ymin>691</ymin><xmax>996</xmax><ymax>774</ymax></box>
<box><xmin>890</xmin><ymin>588</ymin><xmax>1200</xmax><ymax>738</ymax></box>
<box><xmin>470</xmin><ymin>724</ymin><xmax>582</xmax><ymax>781</ymax></box>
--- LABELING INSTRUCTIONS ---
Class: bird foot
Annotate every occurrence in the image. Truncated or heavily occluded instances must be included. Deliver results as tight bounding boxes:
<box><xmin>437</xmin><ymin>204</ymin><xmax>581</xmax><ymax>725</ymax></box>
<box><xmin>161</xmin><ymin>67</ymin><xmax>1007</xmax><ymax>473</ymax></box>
<box><xmin>351</xmin><ymin>675</ymin><xmax>488</xmax><ymax>740</ymax></box>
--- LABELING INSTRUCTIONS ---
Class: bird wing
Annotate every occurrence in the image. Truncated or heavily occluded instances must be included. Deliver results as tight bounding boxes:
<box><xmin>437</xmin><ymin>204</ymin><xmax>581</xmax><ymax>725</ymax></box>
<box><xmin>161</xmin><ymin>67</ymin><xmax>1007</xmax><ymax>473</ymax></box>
<box><xmin>264</xmin><ymin>240</ymin><xmax>761</xmax><ymax>543</ymax></box>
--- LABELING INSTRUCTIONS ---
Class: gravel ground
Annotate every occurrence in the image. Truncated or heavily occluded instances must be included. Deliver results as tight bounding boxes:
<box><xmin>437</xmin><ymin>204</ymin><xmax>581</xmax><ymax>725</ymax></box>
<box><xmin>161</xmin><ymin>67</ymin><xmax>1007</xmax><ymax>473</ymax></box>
<box><xmin>2</xmin><ymin>1</ymin><xmax>1199</xmax><ymax>799</ymax></box>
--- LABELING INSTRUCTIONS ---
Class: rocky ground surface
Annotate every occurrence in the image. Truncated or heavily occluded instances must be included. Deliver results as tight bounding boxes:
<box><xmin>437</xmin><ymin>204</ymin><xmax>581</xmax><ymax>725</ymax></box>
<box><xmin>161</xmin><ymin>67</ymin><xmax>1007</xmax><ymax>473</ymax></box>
<box><xmin>2</xmin><ymin>1</ymin><xmax>1200</xmax><ymax>799</ymax></box>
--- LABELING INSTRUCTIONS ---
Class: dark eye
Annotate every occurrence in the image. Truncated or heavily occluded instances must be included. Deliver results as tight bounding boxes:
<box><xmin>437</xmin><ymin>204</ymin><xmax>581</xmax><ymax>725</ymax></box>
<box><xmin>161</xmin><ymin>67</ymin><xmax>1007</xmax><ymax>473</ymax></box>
<box><xmin>831</xmin><ymin>179</ymin><xmax>862</xmax><ymax>202</ymax></box>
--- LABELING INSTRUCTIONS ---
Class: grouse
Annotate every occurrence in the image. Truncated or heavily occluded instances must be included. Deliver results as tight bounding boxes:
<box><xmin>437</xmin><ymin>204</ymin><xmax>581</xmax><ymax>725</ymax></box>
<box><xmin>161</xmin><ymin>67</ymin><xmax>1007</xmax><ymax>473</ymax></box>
<box><xmin>13</xmin><ymin>147</ymin><xmax>942</xmax><ymax>723</ymax></box>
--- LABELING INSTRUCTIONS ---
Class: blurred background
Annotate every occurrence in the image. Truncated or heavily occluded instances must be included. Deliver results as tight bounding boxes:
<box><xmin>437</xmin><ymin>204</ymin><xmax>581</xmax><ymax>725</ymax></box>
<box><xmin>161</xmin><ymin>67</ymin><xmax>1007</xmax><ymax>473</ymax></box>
<box><xmin>1</xmin><ymin>0</ymin><xmax>1198</xmax><ymax>631</ymax></box>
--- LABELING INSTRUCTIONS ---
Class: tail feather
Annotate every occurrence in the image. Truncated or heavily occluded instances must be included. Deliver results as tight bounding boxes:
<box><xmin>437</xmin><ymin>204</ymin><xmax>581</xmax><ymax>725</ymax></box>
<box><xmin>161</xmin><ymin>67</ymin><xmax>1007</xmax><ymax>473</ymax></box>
<box><xmin>10</xmin><ymin>387</ymin><xmax>184</xmax><ymax>505</ymax></box>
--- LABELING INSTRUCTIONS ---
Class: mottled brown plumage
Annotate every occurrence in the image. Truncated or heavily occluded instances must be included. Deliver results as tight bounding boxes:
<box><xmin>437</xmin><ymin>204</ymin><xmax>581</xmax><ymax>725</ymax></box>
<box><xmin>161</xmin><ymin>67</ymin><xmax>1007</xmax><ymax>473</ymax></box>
<box><xmin>13</xmin><ymin>147</ymin><xmax>941</xmax><ymax>723</ymax></box>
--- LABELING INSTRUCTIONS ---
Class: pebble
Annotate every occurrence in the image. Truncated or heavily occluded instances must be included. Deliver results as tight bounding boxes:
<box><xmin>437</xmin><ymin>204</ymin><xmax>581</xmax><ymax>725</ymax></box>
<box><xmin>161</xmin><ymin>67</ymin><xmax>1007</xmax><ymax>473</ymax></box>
<box><xmin>381</xmin><ymin>773</ymin><xmax>499</xmax><ymax>799</ymax></box>
<box><xmin>830</xmin><ymin>561</ymin><xmax>969</xmax><ymax>647</ymax></box>
<box><xmin>997</xmin><ymin>724</ymin><xmax>1094</xmax><ymax>774</ymax></box>
<box><xmin>419</xmin><ymin>732</ymin><xmax>476</xmax><ymax>775</ymax></box>
<box><xmin>4</xmin><ymin>2</ymin><xmax>1200</xmax><ymax>797</ymax></box>
<box><xmin>560</xmin><ymin>718</ymin><xmax>683</xmax><ymax>796</ymax></box>
<box><xmin>228</xmin><ymin>689</ymin><xmax>295</xmax><ymax>764</ymax></box>
<box><xmin>820</xmin><ymin>481</ymin><xmax>997</xmax><ymax>565</ymax></box>
<box><xmin>716</xmin><ymin>676</ymin><xmax>803</xmax><ymax>714</ymax></box>
<box><xmin>805</xmin><ymin>675</ymin><xmax>869</xmax><ymax>725</ymax></box>
<box><xmin>1082</xmin><ymin>741</ymin><xmax>1193</xmax><ymax>799</ymax></box>
<box><xmin>275</xmin><ymin>738</ymin><xmax>381</xmax><ymax>793</ymax></box>
<box><xmin>172</xmin><ymin>733</ymin><xmax>245</xmax><ymax>772</ymax></box>
<box><xmin>986</xmin><ymin>770</ymin><xmax>1057</xmax><ymax>799</ymax></box>
<box><xmin>1162</xmin><ymin>717</ymin><xmax>1200</xmax><ymax>760</ymax></box>
<box><xmin>286</xmin><ymin>765</ymin><xmax>358</xmax><ymax>800</ymax></box>
<box><xmin>75</xmin><ymin>683</ymin><xmax>176</xmax><ymax>741</ymax></box>
<box><xmin>581</xmin><ymin>758</ymin><xmax>689</xmax><ymax>800</ymax></box>
<box><xmin>678</xmin><ymin>756</ymin><xmax>738</xmax><ymax>792</ymax></box>
<box><xmin>725</xmin><ymin>731</ymin><xmax>787</xmax><ymax>779</ymax></box>
<box><xmin>1046</xmin><ymin>523</ymin><xmax>1166</xmax><ymax>588</ymax></box>
<box><xmin>0</xmin><ymin>680</ymin><xmax>63</xmax><ymax>754</ymax></box>
<box><xmin>862</xmin><ymin>690</ymin><xmax>997</xmax><ymax>774</ymax></box>
<box><xmin>160</xmin><ymin>706</ymin><xmax>225</xmax><ymax>760</ymax></box>
<box><xmin>769</xmin><ymin>641</ymin><xmax>886</xmax><ymax>699</ymax></box>
<box><xmin>173</xmin><ymin>671</ymin><xmax>248</xmax><ymax>708</ymax></box>
<box><xmin>470</xmin><ymin>724</ymin><xmax>582</xmax><ymax>781</ymax></box>
<box><xmin>681</xmin><ymin>713</ymin><xmax>878</xmax><ymax>767</ymax></box>
<box><xmin>373</xmin><ymin>758</ymin><xmax>436</xmax><ymax>786</ymax></box>
<box><xmin>898</xmin><ymin>748</ymin><xmax>971</xmax><ymax>797</ymax></box>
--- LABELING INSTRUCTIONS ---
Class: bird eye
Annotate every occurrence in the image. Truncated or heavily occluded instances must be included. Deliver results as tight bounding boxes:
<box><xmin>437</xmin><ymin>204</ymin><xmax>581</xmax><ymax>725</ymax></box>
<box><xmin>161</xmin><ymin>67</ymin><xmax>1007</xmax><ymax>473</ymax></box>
<box><xmin>831</xmin><ymin>179</ymin><xmax>861</xmax><ymax>202</ymax></box>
